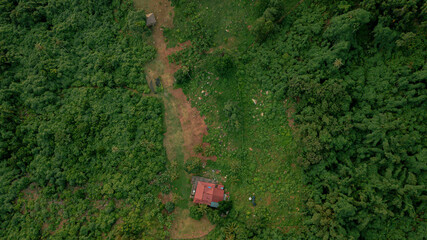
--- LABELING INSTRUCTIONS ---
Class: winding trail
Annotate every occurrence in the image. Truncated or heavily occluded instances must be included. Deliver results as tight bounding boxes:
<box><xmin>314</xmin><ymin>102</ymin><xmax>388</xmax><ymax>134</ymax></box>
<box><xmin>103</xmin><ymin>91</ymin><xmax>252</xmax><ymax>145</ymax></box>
<box><xmin>133</xmin><ymin>0</ymin><xmax>214</xmax><ymax>238</ymax></box>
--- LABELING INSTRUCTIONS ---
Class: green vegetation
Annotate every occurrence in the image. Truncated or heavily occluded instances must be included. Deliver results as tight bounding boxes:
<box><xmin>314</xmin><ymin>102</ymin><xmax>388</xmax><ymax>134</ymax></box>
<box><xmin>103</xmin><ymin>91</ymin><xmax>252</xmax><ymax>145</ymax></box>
<box><xmin>189</xmin><ymin>205</ymin><xmax>204</xmax><ymax>220</ymax></box>
<box><xmin>165</xmin><ymin>202</ymin><xmax>175</xmax><ymax>213</ymax></box>
<box><xmin>184</xmin><ymin>157</ymin><xmax>203</xmax><ymax>174</ymax></box>
<box><xmin>1</xmin><ymin>0</ymin><xmax>171</xmax><ymax>239</ymax></box>
<box><xmin>167</xmin><ymin>0</ymin><xmax>426</xmax><ymax>239</ymax></box>
<box><xmin>1</xmin><ymin>0</ymin><xmax>425</xmax><ymax>239</ymax></box>
<box><xmin>167</xmin><ymin>0</ymin><xmax>307</xmax><ymax>238</ymax></box>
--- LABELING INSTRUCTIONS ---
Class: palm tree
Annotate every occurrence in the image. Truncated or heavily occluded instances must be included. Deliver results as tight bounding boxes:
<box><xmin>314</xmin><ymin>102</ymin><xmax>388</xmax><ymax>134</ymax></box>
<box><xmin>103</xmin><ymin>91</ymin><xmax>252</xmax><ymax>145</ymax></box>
<box><xmin>198</xmin><ymin>204</ymin><xmax>209</xmax><ymax>215</ymax></box>
<box><xmin>224</xmin><ymin>222</ymin><xmax>239</xmax><ymax>240</ymax></box>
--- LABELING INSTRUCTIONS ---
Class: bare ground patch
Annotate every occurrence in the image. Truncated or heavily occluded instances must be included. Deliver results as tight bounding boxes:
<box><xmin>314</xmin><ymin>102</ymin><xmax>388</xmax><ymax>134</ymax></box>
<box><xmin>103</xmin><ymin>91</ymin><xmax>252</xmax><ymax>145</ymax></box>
<box><xmin>170</xmin><ymin>88</ymin><xmax>209</xmax><ymax>160</ymax></box>
<box><xmin>158</xmin><ymin>192</ymin><xmax>174</xmax><ymax>204</ymax></box>
<box><xmin>170</xmin><ymin>208</ymin><xmax>215</xmax><ymax>239</ymax></box>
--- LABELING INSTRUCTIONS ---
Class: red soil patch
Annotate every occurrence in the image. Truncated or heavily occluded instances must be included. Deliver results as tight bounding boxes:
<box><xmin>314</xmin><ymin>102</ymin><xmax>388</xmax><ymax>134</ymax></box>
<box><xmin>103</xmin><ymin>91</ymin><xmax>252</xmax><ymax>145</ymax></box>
<box><xmin>170</xmin><ymin>88</ymin><xmax>209</xmax><ymax>160</ymax></box>
<box><xmin>265</xmin><ymin>194</ymin><xmax>272</xmax><ymax>206</ymax></box>
<box><xmin>158</xmin><ymin>192</ymin><xmax>173</xmax><ymax>204</ymax></box>
<box><xmin>165</xmin><ymin>40</ymin><xmax>192</xmax><ymax>56</ymax></box>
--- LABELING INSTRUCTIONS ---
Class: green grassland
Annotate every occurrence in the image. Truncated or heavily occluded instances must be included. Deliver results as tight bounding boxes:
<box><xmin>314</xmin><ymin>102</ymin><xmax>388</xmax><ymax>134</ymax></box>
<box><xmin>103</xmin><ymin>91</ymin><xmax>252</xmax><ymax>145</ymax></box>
<box><xmin>164</xmin><ymin>0</ymin><xmax>300</xmax><ymax>48</ymax></box>
<box><xmin>166</xmin><ymin>0</ymin><xmax>308</xmax><ymax>238</ymax></box>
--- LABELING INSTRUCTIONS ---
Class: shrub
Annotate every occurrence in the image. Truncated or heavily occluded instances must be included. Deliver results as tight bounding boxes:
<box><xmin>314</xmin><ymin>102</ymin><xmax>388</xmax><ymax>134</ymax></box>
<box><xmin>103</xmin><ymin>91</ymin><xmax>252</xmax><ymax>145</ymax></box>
<box><xmin>165</xmin><ymin>202</ymin><xmax>175</xmax><ymax>213</ymax></box>
<box><xmin>223</xmin><ymin>100</ymin><xmax>240</xmax><ymax>131</ymax></box>
<box><xmin>203</xmin><ymin>145</ymin><xmax>216</xmax><ymax>157</ymax></box>
<box><xmin>189</xmin><ymin>205</ymin><xmax>203</xmax><ymax>220</ymax></box>
<box><xmin>184</xmin><ymin>157</ymin><xmax>202</xmax><ymax>174</ymax></box>
<box><xmin>174</xmin><ymin>66</ymin><xmax>191</xmax><ymax>84</ymax></box>
<box><xmin>194</xmin><ymin>144</ymin><xmax>203</xmax><ymax>154</ymax></box>
<box><xmin>218</xmin><ymin>200</ymin><xmax>233</xmax><ymax>215</ymax></box>
<box><xmin>212</xmin><ymin>51</ymin><xmax>234</xmax><ymax>76</ymax></box>
<box><xmin>207</xmin><ymin>209</ymin><xmax>222</xmax><ymax>224</ymax></box>
<box><xmin>252</xmin><ymin>16</ymin><xmax>275</xmax><ymax>42</ymax></box>
<box><xmin>160</xmin><ymin>185</ymin><xmax>171</xmax><ymax>194</ymax></box>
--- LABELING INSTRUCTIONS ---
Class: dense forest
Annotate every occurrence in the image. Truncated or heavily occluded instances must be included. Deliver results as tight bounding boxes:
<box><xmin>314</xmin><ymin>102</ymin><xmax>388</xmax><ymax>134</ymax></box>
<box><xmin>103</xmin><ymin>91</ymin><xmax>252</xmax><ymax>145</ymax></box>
<box><xmin>1</xmin><ymin>0</ymin><xmax>170</xmax><ymax>239</ymax></box>
<box><xmin>1</xmin><ymin>0</ymin><xmax>426</xmax><ymax>239</ymax></box>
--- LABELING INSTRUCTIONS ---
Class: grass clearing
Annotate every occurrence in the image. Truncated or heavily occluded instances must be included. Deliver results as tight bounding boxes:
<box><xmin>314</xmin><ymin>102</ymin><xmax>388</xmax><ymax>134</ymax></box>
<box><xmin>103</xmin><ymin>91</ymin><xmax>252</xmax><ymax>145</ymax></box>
<box><xmin>163</xmin><ymin>92</ymin><xmax>192</xmax><ymax>209</ymax></box>
<box><xmin>164</xmin><ymin>0</ymin><xmax>258</xmax><ymax>49</ymax></box>
<box><xmin>180</xmin><ymin>61</ymin><xmax>306</xmax><ymax>234</ymax></box>
<box><xmin>170</xmin><ymin>208</ymin><xmax>215</xmax><ymax>239</ymax></box>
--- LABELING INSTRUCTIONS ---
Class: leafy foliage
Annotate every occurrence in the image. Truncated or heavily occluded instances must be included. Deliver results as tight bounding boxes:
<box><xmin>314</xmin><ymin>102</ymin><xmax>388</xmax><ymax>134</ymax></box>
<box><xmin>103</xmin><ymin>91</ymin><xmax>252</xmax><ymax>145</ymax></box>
<box><xmin>243</xmin><ymin>2</ymin><xmax>426</xmax><ymax>239</ymax></box>
<box><xmin>0</xmin><ymin>0</ymin><xmax>169</xmax><ymax>239</ymax></box>
<box><xmin>165</xmin><ymin>202</ymin><xmax>175</xmax><ymax>213</ymax></box>
<box><xmin>212</xmin><ymin>50</ymin><xmax>235</xmax><ymax>77</ymax></box>
<box><xmin>165</xmin><ymin>0</ymin><xmax>426</xmax><ymax>239</ymax></box>
<box><xmin>184</xmin><ymin>157</ymin><xmax>203</xmax><ymax>174</ymax></box>
<box><xmin>189</xmin><ymin>205</ymin><xmax>203</xmax><ymax>220</ymax></box>
<box><xmin>174</xmin><ymin>65</ymin><xmax>191</xmax><ymax>85</ymax></box>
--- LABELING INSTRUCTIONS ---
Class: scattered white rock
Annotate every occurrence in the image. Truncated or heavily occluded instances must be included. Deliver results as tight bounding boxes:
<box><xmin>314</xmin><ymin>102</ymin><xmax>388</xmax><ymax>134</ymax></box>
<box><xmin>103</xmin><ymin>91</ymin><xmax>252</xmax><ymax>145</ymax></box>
<box><xmin>252</xmin><ymin>99</ymin><xmax>257</xmax><ymax>105</ymax></box>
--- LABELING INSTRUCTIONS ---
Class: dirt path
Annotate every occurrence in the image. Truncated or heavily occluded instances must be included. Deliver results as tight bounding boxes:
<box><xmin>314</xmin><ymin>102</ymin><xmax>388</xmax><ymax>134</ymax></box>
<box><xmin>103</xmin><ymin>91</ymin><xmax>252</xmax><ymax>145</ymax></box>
<box><xmin>134</xmin><ymin>0</ymin><xmax>208</xmax><ymax>159</ymax></box>
<box><xmin>134</xmin><ymin>0</ymin><xmax>214</xmax><ymax>238</ymax></box>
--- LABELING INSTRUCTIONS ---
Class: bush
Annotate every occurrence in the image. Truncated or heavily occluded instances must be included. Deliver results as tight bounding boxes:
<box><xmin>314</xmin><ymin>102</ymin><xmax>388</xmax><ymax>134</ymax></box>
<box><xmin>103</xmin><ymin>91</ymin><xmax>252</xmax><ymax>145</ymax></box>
<box><xmin>203</xmin><ymin>145</ymin><xmax>216</xmax><ymax>157</ymax></box>
<box><xmin>189</xmin><ymin>205</ymin><xmax>203</xmax><ymax>220</ymax></box>
<box><xmin>218</xmin><ymin>201</ymin><xmax>233</xmax><ymax>215</ymax></box>
<box><xmin>160</xmin><ymin>185</ymin><xmax>171</xmax><ymax>194</ymax></box>
<box><xmin>207</xmin><ymin>209</ymin><xmax>222</xmax><ymax>224</ymax></box>
<box><xmin>223</xmin><ymin>100</ymin><xmax>240</xmax><ymax>131</ymax></box>
<box><xmin>252</xmin><ymin>16</ymin><xmax>275</xmax><ymax>42</ymax></box>
<box><xmin>165</xmin><ymin>202</ymin><xmax>175</xmax><ymax>213</ymax></box>
<box><xmin>184</xmin><ymin>157</ymin><xmax>202</xmax><ymax>174</ymax></box>
<box><xmin>194</xmin><ymin>144</ymin><xmax>203</xmax><ymax>154</ymax></box>
<box><xmin>212</xmin><ymin>51</ymin><xmax>234</xmax><ymax>76</ymax></box>
<box><xmin>174</xmin><ymin>66</ymin><xmax>191</xmax><ymax>84</ymax></box>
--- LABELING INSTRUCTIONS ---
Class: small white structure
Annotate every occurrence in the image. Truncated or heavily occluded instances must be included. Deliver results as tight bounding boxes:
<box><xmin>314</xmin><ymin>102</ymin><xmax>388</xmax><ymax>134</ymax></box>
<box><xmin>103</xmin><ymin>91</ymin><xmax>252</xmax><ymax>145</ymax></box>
<box><xmin>146</xmin><ymin>13</ymin><xmax>156</xmax><ymax>27</ymax></box>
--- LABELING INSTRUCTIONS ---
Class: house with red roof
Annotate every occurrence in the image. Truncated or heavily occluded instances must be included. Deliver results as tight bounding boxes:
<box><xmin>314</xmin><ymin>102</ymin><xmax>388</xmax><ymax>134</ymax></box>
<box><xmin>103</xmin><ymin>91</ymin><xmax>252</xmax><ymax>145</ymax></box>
<box><xmin>191</xmin><ymin>176</ymin><xmax>225</xmax><ymax>208</ymax></box>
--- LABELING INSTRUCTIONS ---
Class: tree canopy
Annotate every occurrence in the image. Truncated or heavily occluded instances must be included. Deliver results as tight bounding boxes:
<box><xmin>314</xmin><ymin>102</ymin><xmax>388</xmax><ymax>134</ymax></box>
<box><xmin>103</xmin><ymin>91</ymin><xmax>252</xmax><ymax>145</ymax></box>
<box><xmin>1</xmin><ymin>0</ymin><xmax>170</xmax><ymax>238</ymax></box>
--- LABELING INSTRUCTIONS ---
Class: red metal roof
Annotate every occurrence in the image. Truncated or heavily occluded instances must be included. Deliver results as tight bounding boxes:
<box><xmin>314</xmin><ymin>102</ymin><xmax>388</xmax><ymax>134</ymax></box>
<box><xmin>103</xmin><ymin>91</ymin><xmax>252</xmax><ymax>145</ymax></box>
<box><xmin>193</xmin><ymin>182</ymin><xmax>224</xmax><ymax>205</ymax></box>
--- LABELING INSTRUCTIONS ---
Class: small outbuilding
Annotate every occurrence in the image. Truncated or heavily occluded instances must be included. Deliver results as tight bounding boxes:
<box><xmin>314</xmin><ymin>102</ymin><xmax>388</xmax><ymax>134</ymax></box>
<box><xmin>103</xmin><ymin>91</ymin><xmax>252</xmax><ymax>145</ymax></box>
<box><xmin>146</xmin><ymin>13</ymin><xmax>156</xmax><ymax>27</ymax></box>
